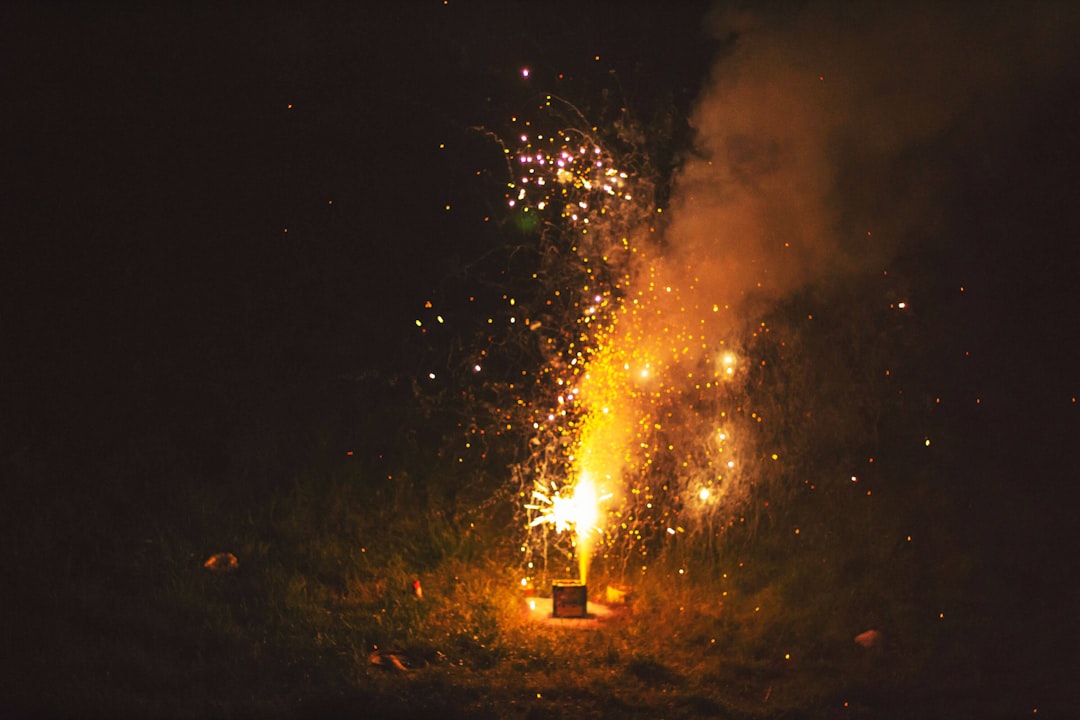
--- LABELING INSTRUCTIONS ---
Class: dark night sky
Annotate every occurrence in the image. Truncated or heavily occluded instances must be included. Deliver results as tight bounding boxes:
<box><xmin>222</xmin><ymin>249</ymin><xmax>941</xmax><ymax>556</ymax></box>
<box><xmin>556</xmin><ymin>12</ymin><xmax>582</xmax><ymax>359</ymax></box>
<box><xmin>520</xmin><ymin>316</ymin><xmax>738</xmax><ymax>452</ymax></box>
<box><xmin>3</xmin><ymin>3</ymin><xmax>719</xmax><ymax>462</ymax></box>
<box><xmin>4</xmin><ymin>2</ymin><xmax>1080</xmax><ymax>549</ymax></box>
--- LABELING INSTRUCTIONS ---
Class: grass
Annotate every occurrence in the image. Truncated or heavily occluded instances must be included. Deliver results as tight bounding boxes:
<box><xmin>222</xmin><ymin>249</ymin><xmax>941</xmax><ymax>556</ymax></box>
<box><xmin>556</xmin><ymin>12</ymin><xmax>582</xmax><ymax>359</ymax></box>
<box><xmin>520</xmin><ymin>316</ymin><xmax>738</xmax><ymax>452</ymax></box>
<box><xmin>3</xmin><ymin>440</ymin><xmax>1045</xmax><ymax>720</ymax></box>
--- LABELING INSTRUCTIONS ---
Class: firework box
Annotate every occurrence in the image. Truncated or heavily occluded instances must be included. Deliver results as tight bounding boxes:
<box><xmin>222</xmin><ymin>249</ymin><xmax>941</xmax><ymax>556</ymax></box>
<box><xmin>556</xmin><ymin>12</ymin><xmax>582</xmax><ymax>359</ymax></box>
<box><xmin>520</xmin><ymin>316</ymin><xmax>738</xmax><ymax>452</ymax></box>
<box><xmin>552</xmin><ymin>580</ymin><xmax>587</xmax><ymax>618</ymax></box>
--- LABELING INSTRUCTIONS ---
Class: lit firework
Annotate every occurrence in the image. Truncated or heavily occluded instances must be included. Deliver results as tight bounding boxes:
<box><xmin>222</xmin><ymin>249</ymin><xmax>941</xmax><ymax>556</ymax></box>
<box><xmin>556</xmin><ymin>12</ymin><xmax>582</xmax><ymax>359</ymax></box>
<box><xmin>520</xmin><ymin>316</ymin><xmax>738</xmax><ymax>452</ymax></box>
<box><xmin>411</xmin><ymin>75</ymin><xmax>930</xmax><ymax>600</ymax></box>
<box><xmin>500</xmin><ymin>97</ymin><xmax>767</xmax><ymax>588</ymax></box>
<box><xmin>404</xmin><ymin>85</ymin><xmax>799</xmax><ymax>596</ymax></box>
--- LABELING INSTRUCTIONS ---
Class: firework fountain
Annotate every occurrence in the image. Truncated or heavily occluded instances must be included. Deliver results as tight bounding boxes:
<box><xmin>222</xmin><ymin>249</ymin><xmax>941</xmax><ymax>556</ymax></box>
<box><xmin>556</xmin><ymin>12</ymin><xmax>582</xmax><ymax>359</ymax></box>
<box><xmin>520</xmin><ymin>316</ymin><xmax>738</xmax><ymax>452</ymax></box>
<box><xmin>499</xmin><ymin>95</ymin><xmax>767</xmax><ymax>609</ymax></box>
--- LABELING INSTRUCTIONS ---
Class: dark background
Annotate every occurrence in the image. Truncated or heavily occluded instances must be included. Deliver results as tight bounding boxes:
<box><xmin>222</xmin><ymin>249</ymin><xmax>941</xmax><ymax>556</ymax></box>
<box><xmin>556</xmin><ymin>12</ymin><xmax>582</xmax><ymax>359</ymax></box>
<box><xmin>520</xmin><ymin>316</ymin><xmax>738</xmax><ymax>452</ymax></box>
<box><xmin>3</xmin><ymin>2</ymin><xmax>718</xmax><ymax>480</ymax></box>
<box><xmin>3</xmin><ymin>1</ymin><xmax>1079</xmax><ymax>713</ymax></box>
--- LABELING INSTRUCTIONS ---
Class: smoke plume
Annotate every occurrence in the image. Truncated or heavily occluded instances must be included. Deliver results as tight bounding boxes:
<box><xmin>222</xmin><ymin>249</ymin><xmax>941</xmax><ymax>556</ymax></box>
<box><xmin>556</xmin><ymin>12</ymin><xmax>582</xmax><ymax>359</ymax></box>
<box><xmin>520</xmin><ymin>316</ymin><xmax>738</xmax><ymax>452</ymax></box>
<box><xmin>659</xmin><ymin>1</ymin><xmax>1080</xmax><ymax>334</ymax></box>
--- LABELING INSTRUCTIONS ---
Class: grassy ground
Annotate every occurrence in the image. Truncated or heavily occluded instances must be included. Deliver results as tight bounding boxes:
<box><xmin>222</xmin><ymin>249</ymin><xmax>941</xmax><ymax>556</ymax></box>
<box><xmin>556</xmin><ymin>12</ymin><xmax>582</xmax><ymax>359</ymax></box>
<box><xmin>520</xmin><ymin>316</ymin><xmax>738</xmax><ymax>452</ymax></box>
<box><xmin>3</xmin><ymin>273</ymin><xmax>1074</xmax><ymax>719</ymax></box>
<box><xmin>4</xmin><ymin>435</ymin><xmax>1070</xmax><ymax>720</ymax></box>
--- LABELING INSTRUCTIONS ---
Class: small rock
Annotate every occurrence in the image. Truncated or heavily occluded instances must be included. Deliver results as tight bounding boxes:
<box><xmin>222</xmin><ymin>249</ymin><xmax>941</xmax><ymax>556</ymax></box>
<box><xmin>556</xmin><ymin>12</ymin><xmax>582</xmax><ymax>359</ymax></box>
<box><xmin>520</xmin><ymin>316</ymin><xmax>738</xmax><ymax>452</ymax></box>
<box><xmin>854</xmin><ymin>629</ymin><xmax>883</xmax><ymax>649</ymax></box>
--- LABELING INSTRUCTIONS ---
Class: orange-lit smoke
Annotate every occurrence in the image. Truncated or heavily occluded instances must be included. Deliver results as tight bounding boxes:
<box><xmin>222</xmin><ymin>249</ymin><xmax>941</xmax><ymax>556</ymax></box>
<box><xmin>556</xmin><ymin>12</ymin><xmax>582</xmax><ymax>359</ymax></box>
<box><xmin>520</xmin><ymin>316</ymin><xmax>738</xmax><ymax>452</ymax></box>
<box><xmin>659</xmin><ymin>1</ymin><xmax>1079</xmax><ymax>339</ymax></box>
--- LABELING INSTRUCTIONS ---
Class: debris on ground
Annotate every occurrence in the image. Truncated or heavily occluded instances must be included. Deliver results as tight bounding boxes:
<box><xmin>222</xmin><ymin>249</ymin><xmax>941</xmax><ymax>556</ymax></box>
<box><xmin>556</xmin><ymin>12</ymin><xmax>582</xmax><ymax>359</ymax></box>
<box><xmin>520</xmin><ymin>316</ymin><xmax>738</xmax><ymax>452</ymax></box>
<box><xmin>203</xmin><ymin>552</ymin><xmax>239</xmax><ymax>574</ymax></box>
<box><xmin>854</xmin><ymin>629</ymin><xmax>883</xmax><ymax>649</ymax></box>
<box><xmin>369</xmin><ymin>650</ymin><xmax>412</xmax><ymax>672</ymax></box>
